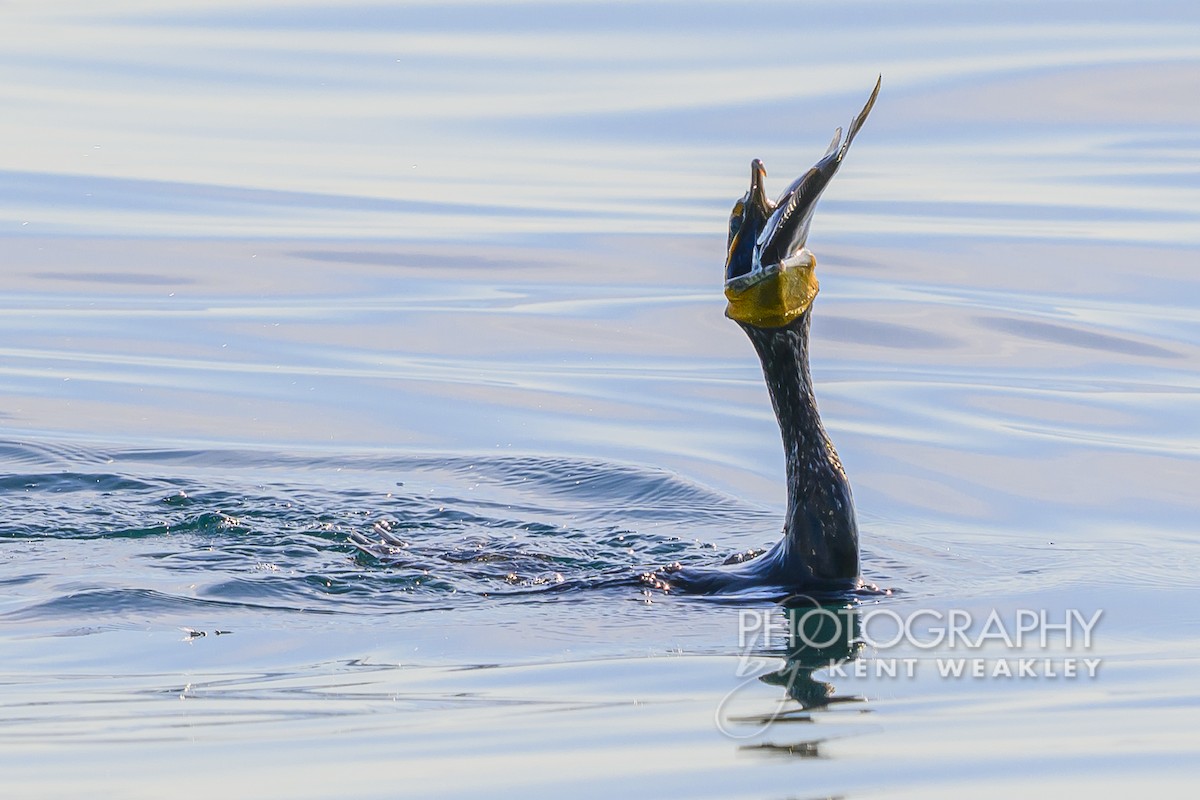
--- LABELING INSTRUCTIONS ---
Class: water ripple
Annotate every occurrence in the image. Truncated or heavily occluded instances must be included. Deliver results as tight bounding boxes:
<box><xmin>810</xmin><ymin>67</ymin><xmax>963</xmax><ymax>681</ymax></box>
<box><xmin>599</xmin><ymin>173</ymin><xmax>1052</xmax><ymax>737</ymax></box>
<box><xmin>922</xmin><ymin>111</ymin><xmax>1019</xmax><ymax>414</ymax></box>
<box><xmin>0</xmin><ymin>442</ymin><xmax>785</xmax><ymax>625</ymax></box>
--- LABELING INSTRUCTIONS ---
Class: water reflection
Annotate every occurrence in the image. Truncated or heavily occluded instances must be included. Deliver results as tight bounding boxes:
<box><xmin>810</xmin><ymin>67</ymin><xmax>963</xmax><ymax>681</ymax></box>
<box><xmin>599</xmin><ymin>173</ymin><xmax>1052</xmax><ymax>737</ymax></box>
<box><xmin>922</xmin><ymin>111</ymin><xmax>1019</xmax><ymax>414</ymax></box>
<box><xmin>720</xmin><ymin>599</ymin><xmax>865</xmax><ymax>751</ymax></box>
<box><xmin>760</xmin><ymin>599</ymin><xmax>865</xmax><ymax>710</ymax></box>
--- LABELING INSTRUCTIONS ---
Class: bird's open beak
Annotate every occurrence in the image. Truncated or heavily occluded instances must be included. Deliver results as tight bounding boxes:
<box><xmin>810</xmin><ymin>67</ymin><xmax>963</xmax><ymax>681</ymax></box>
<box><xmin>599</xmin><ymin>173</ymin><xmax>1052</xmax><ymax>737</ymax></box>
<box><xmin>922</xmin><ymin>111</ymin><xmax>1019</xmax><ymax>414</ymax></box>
<box><xmin>723</xmin><ymin>77</ymin><xmax>880</xmax><ymax>328</ymax></box>
<box><xmin>724</xmin><ymin>159</ymin><xmax>773</xmax><ymax>284</ymax></box>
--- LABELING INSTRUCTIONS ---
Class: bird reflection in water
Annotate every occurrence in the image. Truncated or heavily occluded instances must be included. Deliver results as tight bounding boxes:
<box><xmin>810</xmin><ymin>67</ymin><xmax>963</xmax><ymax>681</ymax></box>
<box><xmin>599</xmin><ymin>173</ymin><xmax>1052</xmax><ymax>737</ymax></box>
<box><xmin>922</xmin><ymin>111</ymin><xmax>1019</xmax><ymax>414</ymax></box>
<box><xmin>718</xmin><ymin>598</ymin><xmax>866</xmax><ymax>756</ymax></box>
<box><xmin>759</xmin><ymin>598</ymin><xmax>864</xmax><ymax>709</ymax></box>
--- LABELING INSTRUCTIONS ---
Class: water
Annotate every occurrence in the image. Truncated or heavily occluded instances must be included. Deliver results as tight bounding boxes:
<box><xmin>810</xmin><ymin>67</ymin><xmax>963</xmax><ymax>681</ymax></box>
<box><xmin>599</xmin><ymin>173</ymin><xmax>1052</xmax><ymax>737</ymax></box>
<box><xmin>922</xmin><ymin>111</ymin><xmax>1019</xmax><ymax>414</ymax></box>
<box><xmin>3</xmin><ymin>1</ymin><xmax>1200</xmax><ymax>797</ymax></box>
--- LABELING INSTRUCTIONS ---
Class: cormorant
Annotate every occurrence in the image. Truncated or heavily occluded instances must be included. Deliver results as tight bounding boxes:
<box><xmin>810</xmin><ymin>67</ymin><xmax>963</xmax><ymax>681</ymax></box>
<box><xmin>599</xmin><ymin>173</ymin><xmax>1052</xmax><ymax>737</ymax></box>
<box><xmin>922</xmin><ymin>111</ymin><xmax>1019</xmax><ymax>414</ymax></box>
<box><xmin>658</xmin><ymin>78</ymin><xmax>881</xmax><ymax>595</ymax></box>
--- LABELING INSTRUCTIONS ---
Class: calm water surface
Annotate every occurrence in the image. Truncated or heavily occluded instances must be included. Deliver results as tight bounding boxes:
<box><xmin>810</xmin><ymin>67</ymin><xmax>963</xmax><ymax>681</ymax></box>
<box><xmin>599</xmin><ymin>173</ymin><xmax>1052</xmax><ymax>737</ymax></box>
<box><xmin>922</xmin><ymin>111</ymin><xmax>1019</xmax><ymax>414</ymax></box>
<box><xmin>2</xmin><ymin>1</ymin><xmax>1199</xmax><ymax>797</ymax></box>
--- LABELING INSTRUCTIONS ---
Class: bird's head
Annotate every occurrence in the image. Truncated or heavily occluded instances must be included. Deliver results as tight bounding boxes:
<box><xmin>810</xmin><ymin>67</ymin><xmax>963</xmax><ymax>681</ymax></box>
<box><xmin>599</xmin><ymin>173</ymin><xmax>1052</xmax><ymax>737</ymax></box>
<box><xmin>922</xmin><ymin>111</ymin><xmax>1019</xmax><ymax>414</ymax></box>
<box><xmin>723</xmin><ymin>78</ymin><xmax>880</xmax><ymax>329</ymax></box>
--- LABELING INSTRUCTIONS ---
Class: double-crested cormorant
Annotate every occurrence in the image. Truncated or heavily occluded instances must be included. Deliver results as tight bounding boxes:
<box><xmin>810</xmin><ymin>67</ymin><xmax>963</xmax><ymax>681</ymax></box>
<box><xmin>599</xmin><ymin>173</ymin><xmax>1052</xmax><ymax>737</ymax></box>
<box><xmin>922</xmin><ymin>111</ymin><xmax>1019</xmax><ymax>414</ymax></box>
<box><xmin>659</xmin><ymin>78</ymin><xmax>881</xmax><ymax>595</ymax></box>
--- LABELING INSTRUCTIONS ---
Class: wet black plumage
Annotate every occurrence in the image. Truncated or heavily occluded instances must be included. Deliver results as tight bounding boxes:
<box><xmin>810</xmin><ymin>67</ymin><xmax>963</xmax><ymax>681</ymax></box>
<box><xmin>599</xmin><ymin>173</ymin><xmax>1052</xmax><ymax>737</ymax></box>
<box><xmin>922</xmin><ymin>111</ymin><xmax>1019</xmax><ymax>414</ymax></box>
<box><xmin>658</xmin><ymin>79</ymin><xmax>878</xmax><ymax>594</ymax></box>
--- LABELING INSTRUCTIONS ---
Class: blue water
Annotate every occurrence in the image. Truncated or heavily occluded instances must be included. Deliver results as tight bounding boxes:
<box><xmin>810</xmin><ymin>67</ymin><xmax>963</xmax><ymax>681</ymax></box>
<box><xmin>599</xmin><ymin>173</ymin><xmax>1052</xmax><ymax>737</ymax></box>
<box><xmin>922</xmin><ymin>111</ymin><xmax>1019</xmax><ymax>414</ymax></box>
<box><xmin>3</xmin><ymin>1</ymin><xmax>1200</xmax><ymax>797</ymax></box>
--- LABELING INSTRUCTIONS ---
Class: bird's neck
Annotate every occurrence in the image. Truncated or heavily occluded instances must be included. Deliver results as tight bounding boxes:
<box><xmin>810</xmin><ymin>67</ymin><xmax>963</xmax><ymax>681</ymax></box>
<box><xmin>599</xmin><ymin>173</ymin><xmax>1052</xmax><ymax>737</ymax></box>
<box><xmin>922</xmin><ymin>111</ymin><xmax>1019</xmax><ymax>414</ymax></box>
<box><xmin>740</xmin><ymin>311</ymin><xmax>859</xmax><ymax>584</ymax></box>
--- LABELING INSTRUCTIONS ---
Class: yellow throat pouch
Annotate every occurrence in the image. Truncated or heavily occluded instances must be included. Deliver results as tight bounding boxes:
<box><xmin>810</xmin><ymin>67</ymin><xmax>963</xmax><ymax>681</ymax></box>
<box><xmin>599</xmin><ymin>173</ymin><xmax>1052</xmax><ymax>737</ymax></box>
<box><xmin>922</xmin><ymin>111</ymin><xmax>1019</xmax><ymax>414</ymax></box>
<box><xmin>724</xmin><ymin>251</ymin><xmax>819</xmax><ymax>329</ymax></box>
